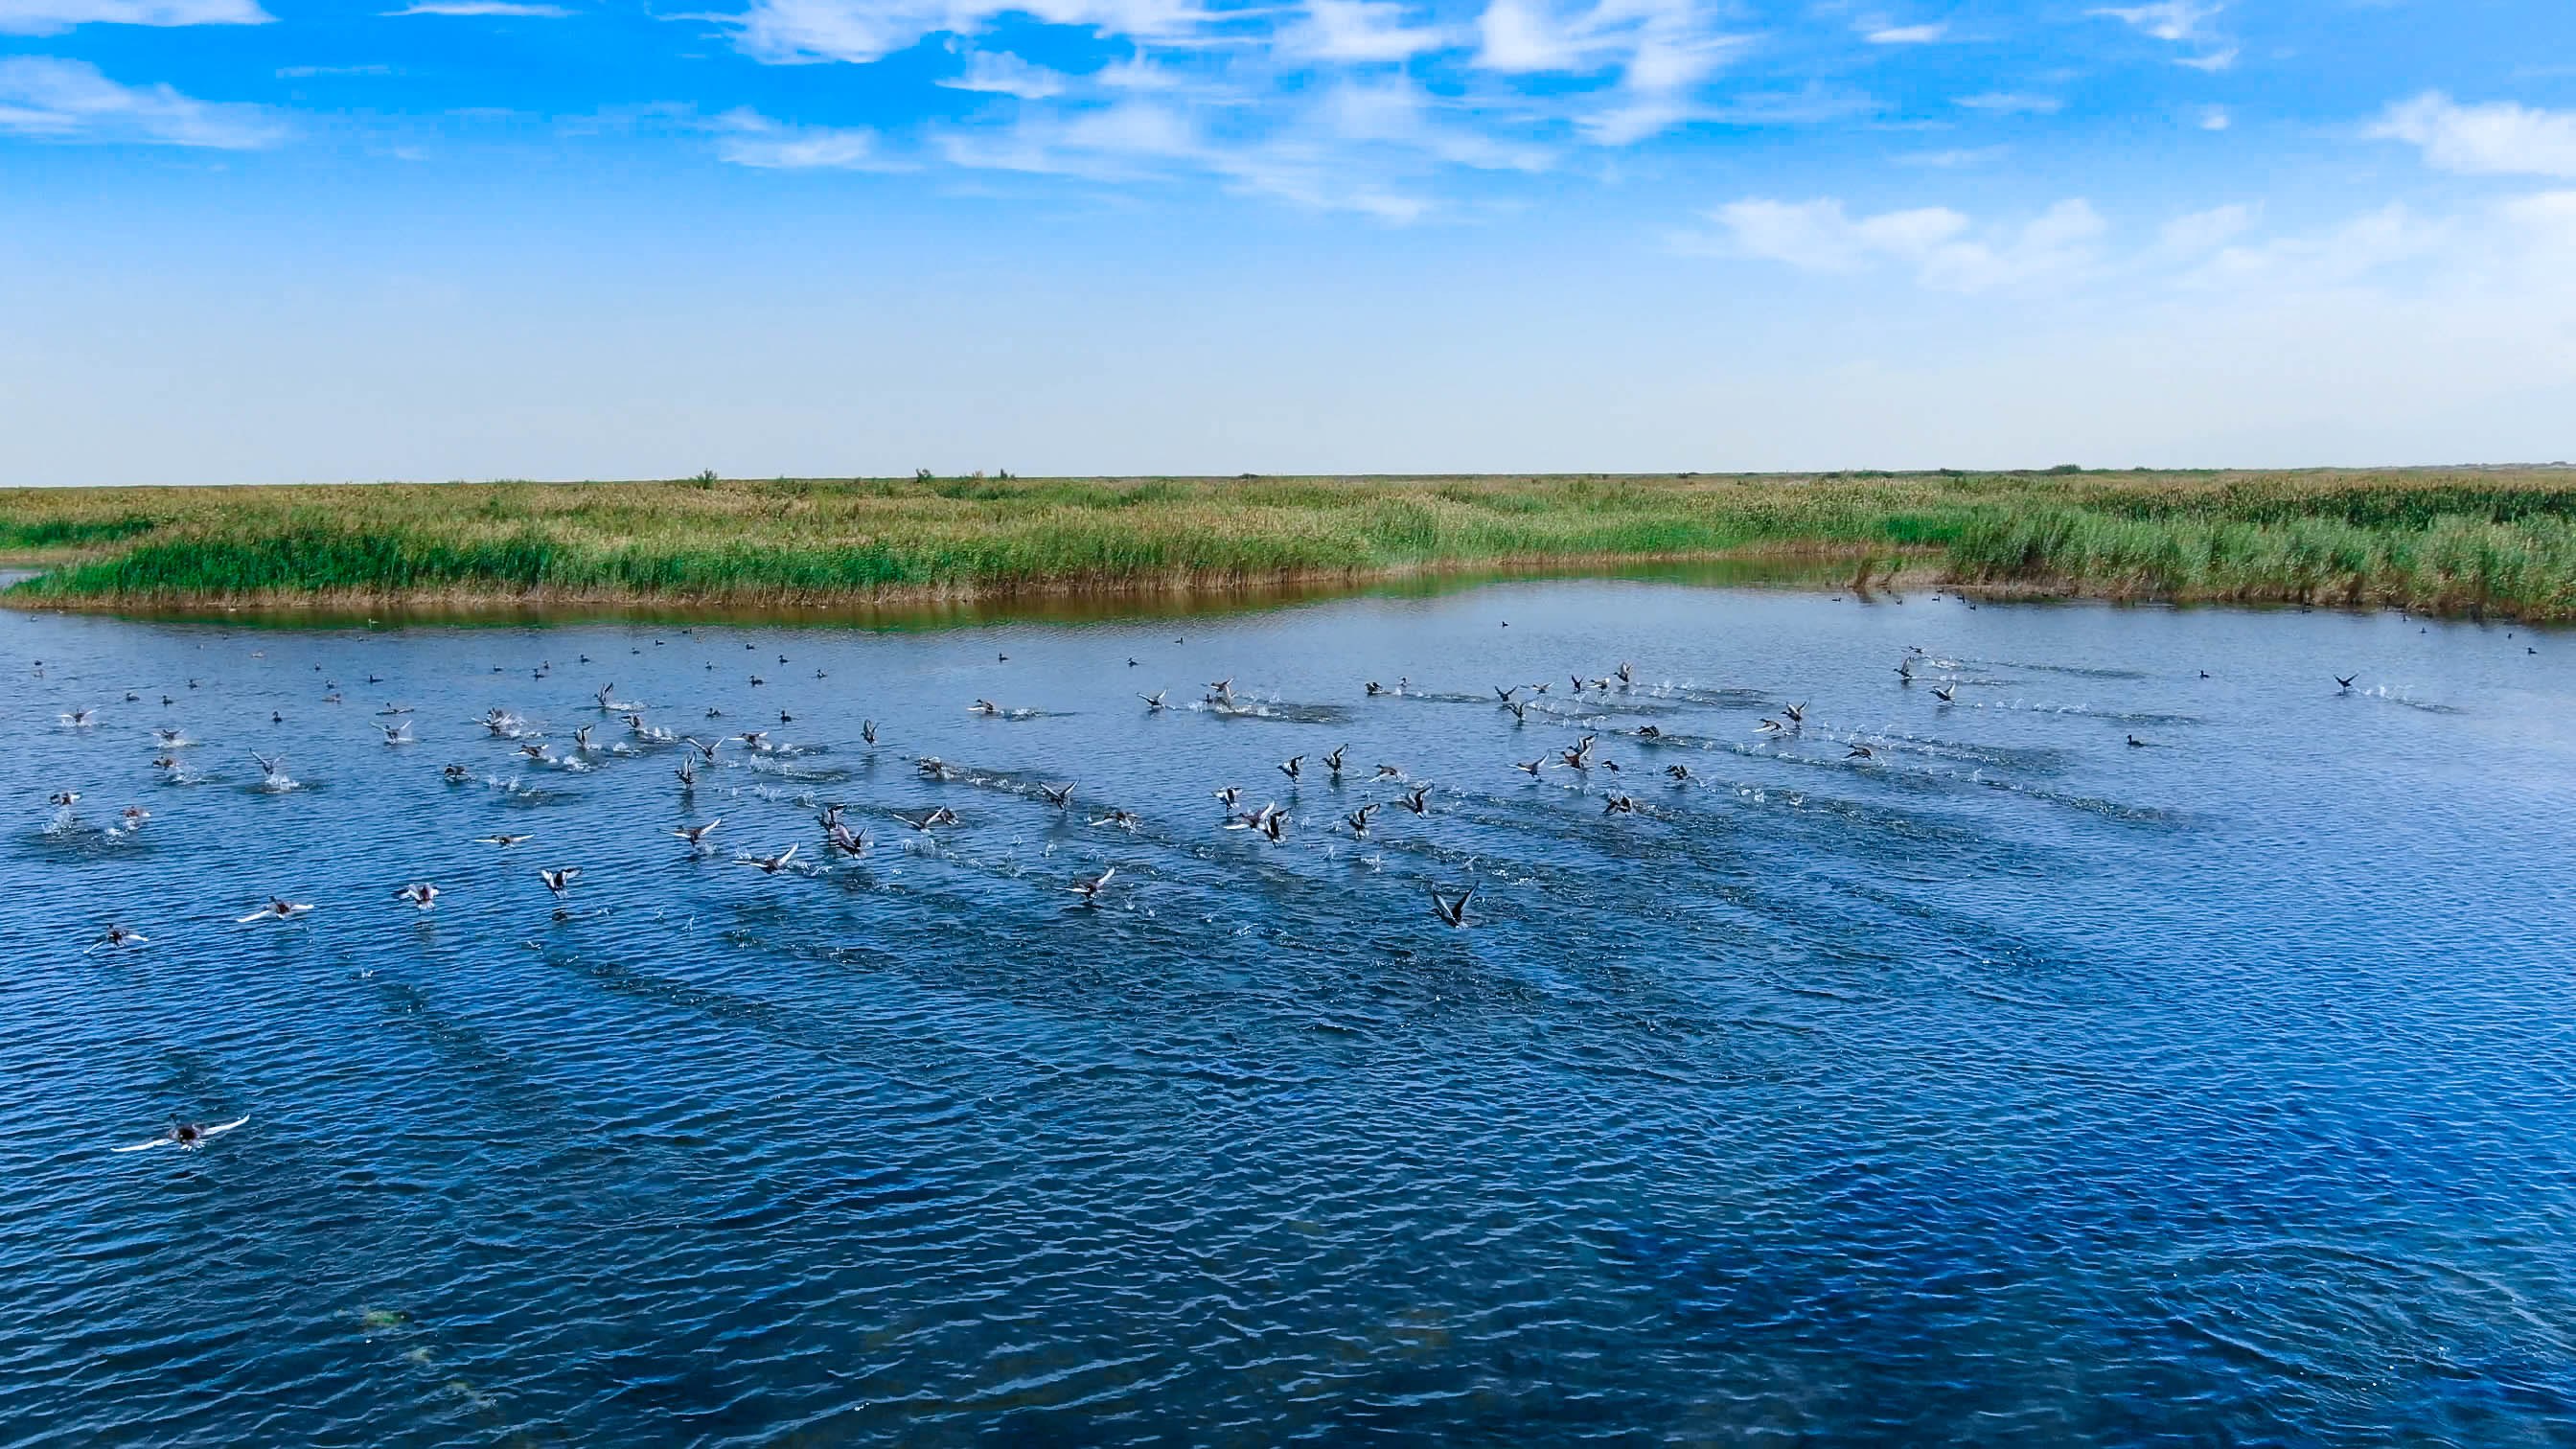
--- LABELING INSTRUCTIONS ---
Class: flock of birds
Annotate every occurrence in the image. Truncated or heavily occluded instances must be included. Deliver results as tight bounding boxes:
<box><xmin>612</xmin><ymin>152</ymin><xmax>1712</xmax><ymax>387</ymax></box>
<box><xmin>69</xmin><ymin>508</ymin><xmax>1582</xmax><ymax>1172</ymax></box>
<box><xmin>36</xmin><ymin>625</ymin><xmax>2414</xmax><ymax>1155</ymax></box>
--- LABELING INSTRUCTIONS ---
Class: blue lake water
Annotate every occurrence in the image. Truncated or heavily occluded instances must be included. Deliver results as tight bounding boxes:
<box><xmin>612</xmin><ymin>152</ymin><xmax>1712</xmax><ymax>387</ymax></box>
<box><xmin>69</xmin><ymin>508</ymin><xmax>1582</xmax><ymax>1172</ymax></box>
<box><xmin>4</xmin><ymin>581</ymin><xmax>2573</xmax><ymax>1446</ymax></box>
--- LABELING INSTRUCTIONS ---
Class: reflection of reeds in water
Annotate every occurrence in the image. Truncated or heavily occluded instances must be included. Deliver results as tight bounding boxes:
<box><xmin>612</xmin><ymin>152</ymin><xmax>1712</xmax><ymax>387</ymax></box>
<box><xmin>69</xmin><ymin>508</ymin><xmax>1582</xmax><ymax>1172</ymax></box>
<box><xmin>3</xmin><ymin>468</ymin><xmax>2572</xmax><ymax>618</ymax></box>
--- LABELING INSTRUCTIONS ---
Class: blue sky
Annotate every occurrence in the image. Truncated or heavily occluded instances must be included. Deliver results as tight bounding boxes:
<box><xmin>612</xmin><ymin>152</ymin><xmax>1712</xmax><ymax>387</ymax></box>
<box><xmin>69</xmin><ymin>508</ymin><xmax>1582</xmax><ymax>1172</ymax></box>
<box><xmin>3</xmin><ymin>0</ymin><xmax>2573</xmax><ymax>483</ymax></box>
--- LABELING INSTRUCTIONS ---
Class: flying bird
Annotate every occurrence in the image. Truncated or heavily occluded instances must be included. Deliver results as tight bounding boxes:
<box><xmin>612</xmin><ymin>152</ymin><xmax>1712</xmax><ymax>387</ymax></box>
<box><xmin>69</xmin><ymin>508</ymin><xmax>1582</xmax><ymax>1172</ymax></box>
<box><xmin>1430</xmin><ymin>887</ymin><xmax>1473</xmax><ymax>928</ymax></box>
<box><xmin>112</xmin><ymin>1117</ymin><xmax>249</xmax><ymax>1154</ymax></box>
<box><xmin>1068</xmin><ymin>867</ymin><xmax>1116</xmax><ymax>903</ymax></box>
<box><xmin>393</xmin><ymin>883</ymin><xmax>442</xmax><ymax>911</ymax></box>
<box><xmin>742</xmin><ymin>845</ymin><xmax>799</xmax><ymax>874</ymax></box>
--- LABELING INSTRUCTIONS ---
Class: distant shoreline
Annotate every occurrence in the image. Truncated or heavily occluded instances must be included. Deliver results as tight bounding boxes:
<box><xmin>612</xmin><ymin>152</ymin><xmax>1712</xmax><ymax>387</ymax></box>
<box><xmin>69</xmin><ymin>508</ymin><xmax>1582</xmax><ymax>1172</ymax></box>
<box><xmin>4</xmin><ymin>469</ymin><xmax>2570</xmax><ymax>621</ymax></box>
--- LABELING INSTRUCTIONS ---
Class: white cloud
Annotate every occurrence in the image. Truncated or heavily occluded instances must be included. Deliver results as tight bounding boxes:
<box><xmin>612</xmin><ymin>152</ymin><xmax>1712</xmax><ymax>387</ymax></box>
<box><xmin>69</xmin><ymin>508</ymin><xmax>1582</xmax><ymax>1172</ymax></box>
<box><xmin>1321</xmin><ymin>76</ymin><xmax>1550</xmax><ymax>169</ymax></box>
<box><xmin>383</xmin><ymin>1</ymin><xmax>569</xmax><ymax>12</ymax></box>
<box><xmin>1474</xmin><ymin>0</ymin><xmax>1590</xmax><ymax>73</ymax></box>
<box><xmin>1213</xmin><ymin>142</ymin><xmax>1435</xmax><ymax>220</ymax></box>
<box><xmin>1707</xmin><ymin>196</ymin><xmax>1966</xmax><ymax>270</ymax></box>
<box><xmin>2091</xmin><ymin>0</ymin><xmax>2218</xmax><ymax>43</ymax></box>
<box><xmin>0</xmin><ymin>0</ymin><xmax>267</xmax><ymax>34</ymax></box>
<box><xmin>2157</xmin><ymin>201</ymin><xmax>2252</xmax><ymax>254</ymax></box>
<box><xmin>938</xmin><ymin>98</ymin><xmax>1203</xmax><ymax>180</ymax></box>
<box><xmin>1898</xmin><ymin>146</ymin><xmax>2005</xmax><ymax>168</ymax></box>
<box><xmin>940</xmin><ymin>50</ymin><xmax>1070</xmax><ymax>99</ymax></box>
<box><xmin>710</xmin><ymin>107</ymin><xmax>895</xmax><ymax>168</ymax></box>
<box><xmin>1956</xmin><ymin>91</ymin><xmax>2060</xmax><ymax>115</ymax></box>
<box><xmin>1287</xmin><ymin>0</ymin><xmax>1447</xmax><ymax>62</ymax></box>
<box><xmin>2198</xmin><ymin>104</ymin><xmax>2228</xmax><ymax>130</ymax></box>
<box><xmin>934</xmin><ymin>88</ymin><xmax>1461</xmax><ymax>220</ymax></box>
<box><xmin>1472</xmin><ymin>0</ymin><xmax>1741</xmax><ymax>130</ymax></box>
<box><xmin>2499</xmin><ymin>189</ymin><xmax>2576</xmax><ymax>240</ymax></box>
<box><xmin>1865</xmin><ymin>22</ymin><xmax>1945</xmax><ymax>44</ymax></box>
<box><xmin>0</xmin><ymin>56</ymin><xmax>284</xmax><ymax>148</ymax></box>
<box><xmin>2189</xmin><ymin>203</ymin><xmax>2452</xmax><ymax>288</ymax></box>
<box><xmin>2092</xmin><ymin>1</ymin><xmax>2233</xmax><ymax>67</ymax></box>
<box><xmin>730</xmin><ymin>0</ymin><xmax>1209</xmax><ymax>65</ymax></box>
<box><xmin>1701</xmin><ymin>83</ymin><xmax>1874</xmax><ymax>126</ymax></box>
<box><xmin>1693</xmin><ymin>195</ymin><xmax>2104</xmax><ymax>291</ymax></box>
<box><xmin>2369</xmin><ymin>92</ymin><xmax>2576</xmax><ymax>179</ymax></box>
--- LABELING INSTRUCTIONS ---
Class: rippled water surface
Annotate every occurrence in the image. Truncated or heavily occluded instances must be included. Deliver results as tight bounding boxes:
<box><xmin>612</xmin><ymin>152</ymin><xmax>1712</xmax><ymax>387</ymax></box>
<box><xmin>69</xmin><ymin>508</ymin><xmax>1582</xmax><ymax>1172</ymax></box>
<box><xmin>7</xmin><ymin>583</ymin><xmax>2575</xmax><ymax>1446</ymax></box>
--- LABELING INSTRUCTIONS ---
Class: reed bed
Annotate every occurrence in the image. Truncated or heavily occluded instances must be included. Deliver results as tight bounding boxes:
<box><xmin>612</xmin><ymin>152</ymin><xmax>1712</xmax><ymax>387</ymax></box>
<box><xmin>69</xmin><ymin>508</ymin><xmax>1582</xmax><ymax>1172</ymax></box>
<box><xmin>4</xmin><ymin>469</ymin><xmax>2572</xmax><ymax>618</ymax></box>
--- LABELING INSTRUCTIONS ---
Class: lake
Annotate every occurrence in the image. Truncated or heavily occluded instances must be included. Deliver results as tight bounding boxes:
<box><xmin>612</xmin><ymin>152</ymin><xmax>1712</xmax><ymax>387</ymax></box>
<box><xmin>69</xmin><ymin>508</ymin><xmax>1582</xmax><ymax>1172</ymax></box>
<box><xmin>5</xmin><ymin>580</ymin><xmax>2573</xmax><ymax>1446</ymax></box>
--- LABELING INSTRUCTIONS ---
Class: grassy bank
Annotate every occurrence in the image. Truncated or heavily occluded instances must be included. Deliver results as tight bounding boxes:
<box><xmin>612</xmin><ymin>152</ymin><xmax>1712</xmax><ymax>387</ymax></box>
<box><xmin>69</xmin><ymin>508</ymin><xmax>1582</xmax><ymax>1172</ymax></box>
<box><xmin>5</xmin><ymin>469</ymin><xmax>2574</xmax><ymax>618</ymax></box>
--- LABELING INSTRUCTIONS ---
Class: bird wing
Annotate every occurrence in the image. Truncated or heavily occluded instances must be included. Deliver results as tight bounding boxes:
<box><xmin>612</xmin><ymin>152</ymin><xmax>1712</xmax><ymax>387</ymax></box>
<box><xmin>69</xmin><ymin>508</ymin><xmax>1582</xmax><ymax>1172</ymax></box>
<box><xmin>111</xmin><ymin>1136</ymin><xmax>172</xmax><ymax>1153</ymax></box>
<box><xmin>202</xmin><ymin>1116</ymin><xmax>248</xmax><ymax>1137</ymax></box>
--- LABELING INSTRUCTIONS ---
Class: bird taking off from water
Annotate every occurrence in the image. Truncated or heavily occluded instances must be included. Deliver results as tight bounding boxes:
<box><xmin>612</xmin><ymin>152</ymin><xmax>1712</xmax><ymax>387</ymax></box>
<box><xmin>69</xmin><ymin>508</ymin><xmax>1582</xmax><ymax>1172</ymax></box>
<box><xmin>1430</xmin><ymin>887</ymin><xmax>1473</xmax><ymax>928</ymax></box>
<box><xmin>113</xmin><ymin>1117</ymin><xmax>248</xmax><ymax>1153</ymax></box>
<box><xmin>742</xmin><ymin>845</ymin><xmax>799</xmax><ymax>874</ymax></box>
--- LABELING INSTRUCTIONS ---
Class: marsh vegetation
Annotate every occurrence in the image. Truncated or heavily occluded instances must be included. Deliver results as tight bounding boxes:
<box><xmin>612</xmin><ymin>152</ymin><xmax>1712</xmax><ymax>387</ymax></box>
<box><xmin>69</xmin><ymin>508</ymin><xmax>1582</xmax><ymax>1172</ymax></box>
<box><xmin>4</xmin><ymin>468</ymin><xmax>2571</xmax><ymax>617</ymax></box>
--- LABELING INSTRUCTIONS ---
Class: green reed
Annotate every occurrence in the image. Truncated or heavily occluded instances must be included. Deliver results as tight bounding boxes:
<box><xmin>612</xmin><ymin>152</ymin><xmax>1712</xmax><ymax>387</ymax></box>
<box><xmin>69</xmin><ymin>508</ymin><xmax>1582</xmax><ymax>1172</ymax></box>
<box><xmin>5</xmin><ymin>469</ymin><xmax>2572</xmax><ymax>617</ymax></box>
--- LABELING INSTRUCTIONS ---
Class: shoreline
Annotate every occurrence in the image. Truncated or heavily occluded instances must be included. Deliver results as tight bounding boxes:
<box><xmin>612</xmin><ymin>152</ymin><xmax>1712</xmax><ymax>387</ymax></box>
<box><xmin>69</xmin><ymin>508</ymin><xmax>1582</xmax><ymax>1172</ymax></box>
<box><xmin>5</xmin><ymin>470</ymin><xmax>2571</xmax><ymax>623</ymax></box>
<box><xmin>3</xmin><ymin>550</ymin><xmax>2557</xmax><ymax>626</ymax></box>
<box><xmin>0</xmin><ymin>548</ymin><xmax>1895</xmax><ymax>621</ymax></box>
